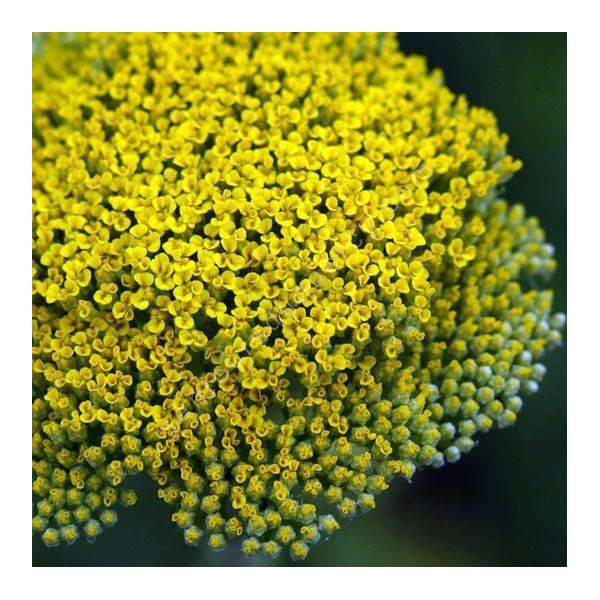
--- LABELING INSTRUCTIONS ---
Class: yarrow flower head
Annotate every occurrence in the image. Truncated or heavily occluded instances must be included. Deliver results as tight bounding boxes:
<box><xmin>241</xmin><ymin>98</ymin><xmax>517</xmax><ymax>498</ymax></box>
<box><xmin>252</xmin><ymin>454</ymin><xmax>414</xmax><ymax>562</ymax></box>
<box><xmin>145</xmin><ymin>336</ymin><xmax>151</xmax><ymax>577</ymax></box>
<box><xmin>32</xmin><ymin>32</ymin><xmax>564</xmax><ymax>560</ymax></box>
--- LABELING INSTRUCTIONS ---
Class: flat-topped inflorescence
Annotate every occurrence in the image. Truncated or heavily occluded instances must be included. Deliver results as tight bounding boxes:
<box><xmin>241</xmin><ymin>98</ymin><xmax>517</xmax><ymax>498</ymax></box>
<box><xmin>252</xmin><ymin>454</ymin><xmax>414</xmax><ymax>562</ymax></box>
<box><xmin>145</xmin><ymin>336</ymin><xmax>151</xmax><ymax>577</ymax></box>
<box><xmin>32</xmin><ymin>32</ymin><xmax>564</xmax><ymax>560</ymax></box>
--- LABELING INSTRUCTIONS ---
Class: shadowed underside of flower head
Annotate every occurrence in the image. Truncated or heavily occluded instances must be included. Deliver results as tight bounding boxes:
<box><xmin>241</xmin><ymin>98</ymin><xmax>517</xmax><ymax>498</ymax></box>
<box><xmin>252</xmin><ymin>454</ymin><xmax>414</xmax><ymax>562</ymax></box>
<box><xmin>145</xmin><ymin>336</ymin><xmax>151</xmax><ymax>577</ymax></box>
<box><xmin>32</xmin><ymin>32</ymin><xmax>564</xmax><ymax>560</ymax></box>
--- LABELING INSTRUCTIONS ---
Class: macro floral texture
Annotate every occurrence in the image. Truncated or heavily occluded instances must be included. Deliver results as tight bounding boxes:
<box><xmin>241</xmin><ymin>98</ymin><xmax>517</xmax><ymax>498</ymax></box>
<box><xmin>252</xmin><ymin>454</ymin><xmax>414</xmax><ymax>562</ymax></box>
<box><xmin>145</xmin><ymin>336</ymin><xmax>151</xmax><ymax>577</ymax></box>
<box><xmin>32</xmin><ymin>32</ymin><xmax>564</xmax><ymax>560</ymax></box>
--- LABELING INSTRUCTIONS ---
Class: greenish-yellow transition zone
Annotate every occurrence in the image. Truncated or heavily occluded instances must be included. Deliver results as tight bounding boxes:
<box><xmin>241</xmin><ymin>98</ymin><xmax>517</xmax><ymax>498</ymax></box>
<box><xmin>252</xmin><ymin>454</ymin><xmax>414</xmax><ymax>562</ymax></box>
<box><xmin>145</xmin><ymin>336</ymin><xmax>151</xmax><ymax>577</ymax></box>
<box><xmin>32</xmin><ymin>32</ymin><xmax>564</xmax><ymax>560</ymax></box>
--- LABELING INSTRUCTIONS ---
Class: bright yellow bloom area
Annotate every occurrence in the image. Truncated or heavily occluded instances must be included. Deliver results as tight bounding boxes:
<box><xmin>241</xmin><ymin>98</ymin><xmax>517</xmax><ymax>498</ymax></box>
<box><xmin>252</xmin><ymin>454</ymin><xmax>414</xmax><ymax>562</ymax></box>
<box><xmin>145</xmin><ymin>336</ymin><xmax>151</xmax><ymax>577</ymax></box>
<box><xmin>32</xmin><ymin>33</ymin><xmax>564</xmax><ymax>559</ymax></box>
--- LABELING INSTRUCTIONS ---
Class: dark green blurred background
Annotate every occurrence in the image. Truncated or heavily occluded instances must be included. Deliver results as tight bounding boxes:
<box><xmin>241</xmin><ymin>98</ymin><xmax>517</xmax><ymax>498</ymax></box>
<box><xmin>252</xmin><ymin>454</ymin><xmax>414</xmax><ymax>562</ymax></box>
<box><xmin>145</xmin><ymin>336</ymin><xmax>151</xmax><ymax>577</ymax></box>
<box><xmin>33</xmin><ymin>33</ymin><xmax>566</xmax><ymax>567</ymax></box>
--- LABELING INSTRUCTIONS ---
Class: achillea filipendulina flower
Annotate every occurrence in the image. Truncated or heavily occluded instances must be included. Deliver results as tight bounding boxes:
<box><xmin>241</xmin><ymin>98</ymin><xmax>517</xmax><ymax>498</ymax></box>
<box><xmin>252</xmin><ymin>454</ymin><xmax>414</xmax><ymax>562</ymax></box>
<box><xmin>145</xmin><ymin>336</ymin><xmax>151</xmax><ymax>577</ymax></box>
<box><xmin>32</xmin><ymin>32</ymin><xmax>565</xmax><ymax>560</ymax></box>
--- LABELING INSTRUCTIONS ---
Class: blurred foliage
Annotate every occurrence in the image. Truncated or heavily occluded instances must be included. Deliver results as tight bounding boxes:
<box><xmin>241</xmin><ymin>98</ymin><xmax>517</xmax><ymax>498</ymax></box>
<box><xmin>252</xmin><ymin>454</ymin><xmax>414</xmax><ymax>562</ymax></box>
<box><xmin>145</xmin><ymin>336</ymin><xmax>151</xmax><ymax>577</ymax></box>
<box><xmin>33</xmin><ymin>32</ymin><xmax>566</xmax><ymax>567</ymax></box>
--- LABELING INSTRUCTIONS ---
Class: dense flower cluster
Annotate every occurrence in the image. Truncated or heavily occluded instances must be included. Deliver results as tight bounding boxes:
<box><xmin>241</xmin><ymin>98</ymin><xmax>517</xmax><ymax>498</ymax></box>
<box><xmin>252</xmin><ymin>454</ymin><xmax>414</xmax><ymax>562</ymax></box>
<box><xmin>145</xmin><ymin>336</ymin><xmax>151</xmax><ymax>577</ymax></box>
<box><xmin>32</xmin><ymin>32</ymin><xmax>564</xmax><ymax>560</ymax></box>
